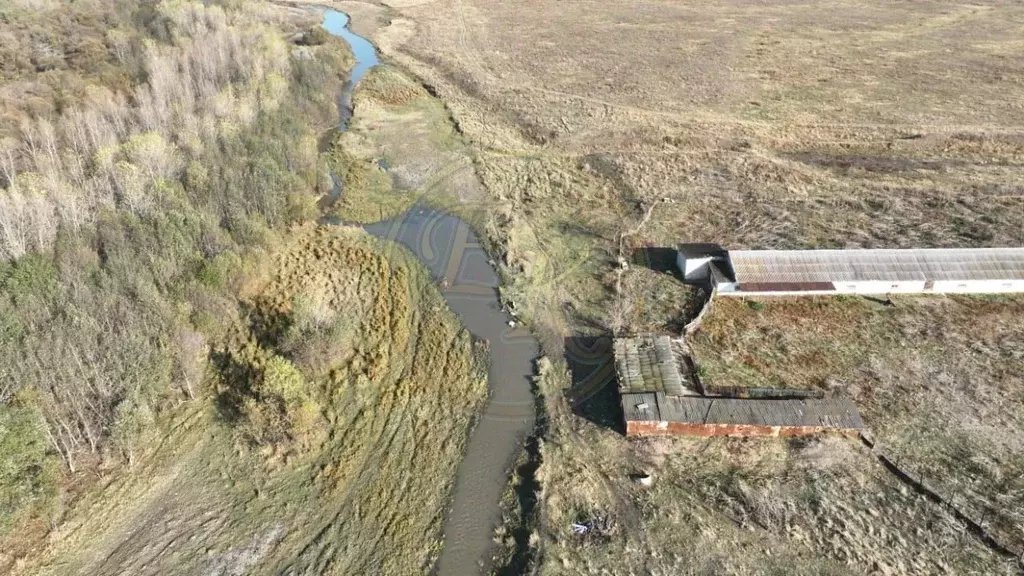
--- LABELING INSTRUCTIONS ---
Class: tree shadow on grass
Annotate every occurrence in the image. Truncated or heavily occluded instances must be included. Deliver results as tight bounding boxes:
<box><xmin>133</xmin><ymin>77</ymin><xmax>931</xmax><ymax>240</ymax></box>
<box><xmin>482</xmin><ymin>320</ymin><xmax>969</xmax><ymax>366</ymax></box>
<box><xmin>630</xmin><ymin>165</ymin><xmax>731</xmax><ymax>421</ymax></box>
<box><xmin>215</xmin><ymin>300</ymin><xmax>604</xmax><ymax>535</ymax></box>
<box><xmin>209</xmin><ymin>348</ymin><xmax>249</xmax><ymax>425</ymax></box>
<box><xmin>564</xmin><ymin>335</ymin><xmax>624</xmax><ymax>434</ymax></box>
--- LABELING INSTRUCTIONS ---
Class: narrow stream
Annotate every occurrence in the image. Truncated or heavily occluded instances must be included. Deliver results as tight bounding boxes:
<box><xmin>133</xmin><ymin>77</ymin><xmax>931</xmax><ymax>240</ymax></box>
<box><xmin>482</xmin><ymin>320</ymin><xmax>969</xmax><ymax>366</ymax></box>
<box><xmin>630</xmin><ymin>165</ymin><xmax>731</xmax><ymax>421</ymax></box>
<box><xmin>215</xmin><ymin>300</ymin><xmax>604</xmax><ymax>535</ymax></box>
<box><xmin>365</xmin><ymin>207</ymin><xmax>539</xmax><ymax>576</ymax></box>
<box><xmin>321</xmin><ymin>10</ymin><xmax>380</xmax><ymax>129</ymax></box>
<box><xmin>319</xmin><ymin>11</ymin><xmax>540</xmax><ymax>575</ymax></box>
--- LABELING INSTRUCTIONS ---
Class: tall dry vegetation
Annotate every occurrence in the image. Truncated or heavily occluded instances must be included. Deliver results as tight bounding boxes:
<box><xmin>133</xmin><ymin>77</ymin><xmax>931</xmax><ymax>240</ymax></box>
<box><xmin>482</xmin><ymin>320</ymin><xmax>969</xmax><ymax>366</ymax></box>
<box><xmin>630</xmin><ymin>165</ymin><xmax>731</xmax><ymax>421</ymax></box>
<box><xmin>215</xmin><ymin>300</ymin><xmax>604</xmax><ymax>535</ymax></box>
<box><xmin>0</xmin><ymin>0</ymin><xmax>350</xmax><ymax>533</ymax></box>
<box><xmin>0</xmin><ymin>1</ymin><xmax>295</xmax><ymax>259</ymax></box>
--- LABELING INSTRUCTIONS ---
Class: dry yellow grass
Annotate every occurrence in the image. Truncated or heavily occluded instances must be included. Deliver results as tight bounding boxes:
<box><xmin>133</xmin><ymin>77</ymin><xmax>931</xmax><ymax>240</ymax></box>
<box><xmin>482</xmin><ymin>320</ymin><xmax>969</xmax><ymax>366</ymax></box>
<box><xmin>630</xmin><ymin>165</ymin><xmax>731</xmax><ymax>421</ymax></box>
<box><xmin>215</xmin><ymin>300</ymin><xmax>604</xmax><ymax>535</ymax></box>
<box><xmin>338</xmin><ymin>0</ymin><xmax>1019</xmax><ymax>376</ymax></box>
<box><xmin>337</xmin><ymin>1</ymin><xmax>1024</xmax><ymax>574</ymax></box>
<box><xmin>374</xmin><ymin>0</ymin><xmax>1024</xmax><ymax>261</ymax></box>
<box><xmin>537</xmin><ymin>429</ymin><xmax>1020</xmax><ymax>575</ymax></box>
<box><xmin>692</xmin><ymin>296</ymin><xmax>1024</xmax><ymax>552</ymax></box>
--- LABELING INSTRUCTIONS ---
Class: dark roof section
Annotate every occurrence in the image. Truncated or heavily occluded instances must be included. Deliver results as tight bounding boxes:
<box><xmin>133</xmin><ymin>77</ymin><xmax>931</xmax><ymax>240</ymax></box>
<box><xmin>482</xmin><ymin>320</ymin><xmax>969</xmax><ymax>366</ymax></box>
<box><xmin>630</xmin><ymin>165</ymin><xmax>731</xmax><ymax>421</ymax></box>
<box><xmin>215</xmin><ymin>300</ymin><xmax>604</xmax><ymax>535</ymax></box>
<box><xmin>709</xmin><ymin>260</ymin><xmax>736</xmax><ymax>284</ymax></box>
<box><xmin>676</xmin><ymin>242</ymin><xmax>728</xmax><ymax>260</ymax></box>
<box><xmin>622</xmin><ymin>392</ymin><xmax>864</xmax><ymax>431</ymax></box>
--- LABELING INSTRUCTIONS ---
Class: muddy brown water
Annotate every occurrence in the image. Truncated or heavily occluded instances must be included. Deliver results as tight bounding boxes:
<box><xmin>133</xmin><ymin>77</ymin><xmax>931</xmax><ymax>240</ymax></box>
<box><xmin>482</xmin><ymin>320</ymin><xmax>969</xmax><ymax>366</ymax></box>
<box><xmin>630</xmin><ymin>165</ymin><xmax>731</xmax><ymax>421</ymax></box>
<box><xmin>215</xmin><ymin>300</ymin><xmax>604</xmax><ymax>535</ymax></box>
<box><xmin>364</xmin><ymin>207</ymin><xmax>539</xmax><ymax>575</ymax></box>
<box><xmin>320</xmin><ymin>9</ymin><xmax>539</xmax><ymax>575</ymax></box>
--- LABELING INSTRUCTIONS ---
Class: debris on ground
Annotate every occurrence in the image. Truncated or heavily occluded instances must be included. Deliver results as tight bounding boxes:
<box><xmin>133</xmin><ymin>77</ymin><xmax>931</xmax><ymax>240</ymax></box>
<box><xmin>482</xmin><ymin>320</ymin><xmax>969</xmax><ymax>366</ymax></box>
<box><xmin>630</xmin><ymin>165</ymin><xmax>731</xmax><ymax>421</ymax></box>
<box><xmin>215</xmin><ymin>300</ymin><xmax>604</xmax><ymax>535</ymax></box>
<box><xmin>571</xmin><ymin>515</ymin><xmax>615</xmax><ymax>538</ymax></box>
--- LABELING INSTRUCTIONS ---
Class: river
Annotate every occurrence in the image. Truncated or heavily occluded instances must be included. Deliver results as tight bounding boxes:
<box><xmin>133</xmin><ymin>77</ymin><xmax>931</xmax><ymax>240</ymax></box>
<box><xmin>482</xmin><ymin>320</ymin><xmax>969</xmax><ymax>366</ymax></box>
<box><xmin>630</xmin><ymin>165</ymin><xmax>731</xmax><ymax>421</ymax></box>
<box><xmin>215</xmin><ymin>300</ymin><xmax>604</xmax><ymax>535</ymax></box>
<box><xmin>321</xmin><ymin>10</ymin><xmax>380</xmax><ymax>129</ymax></box>
<box><xmin>319</xmin><ymin>10</ymin><xmax>540</xmax><ymax>575</ymax></box>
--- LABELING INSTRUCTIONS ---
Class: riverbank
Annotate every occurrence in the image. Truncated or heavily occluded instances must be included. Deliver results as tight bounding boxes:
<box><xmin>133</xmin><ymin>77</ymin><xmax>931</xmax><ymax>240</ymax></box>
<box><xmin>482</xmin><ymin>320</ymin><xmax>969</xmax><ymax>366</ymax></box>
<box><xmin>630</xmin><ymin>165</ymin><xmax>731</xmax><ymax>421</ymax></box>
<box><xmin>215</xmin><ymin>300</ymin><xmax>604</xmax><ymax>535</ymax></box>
<box><xmin>8</xmin><ymin>224</ymin><xmax>490</xmax><ymax>576</ymax></box>
<box><xmin>0</xmin><ymin>3</ymin><xmax>498</xmax><ymax>574</ymax></box>
<box><xmin>313</xmin><ymin>6</ymin><xmax>544</xmax><ymax>573</ymax></box>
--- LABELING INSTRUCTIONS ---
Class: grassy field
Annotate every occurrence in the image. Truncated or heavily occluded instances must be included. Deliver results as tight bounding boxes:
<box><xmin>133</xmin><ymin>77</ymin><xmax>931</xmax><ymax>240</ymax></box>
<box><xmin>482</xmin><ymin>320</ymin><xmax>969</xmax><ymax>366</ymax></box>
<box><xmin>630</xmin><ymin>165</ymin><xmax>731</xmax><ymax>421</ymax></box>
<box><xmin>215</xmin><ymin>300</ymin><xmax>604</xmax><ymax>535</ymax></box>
<box><xmin>525</xmin><ymin>295</ymin><xmax>1024</xmax><ymax>575</ymax></box>
<box><xmin>363</xmin><ymin>0</ymin><xmax>1022</xmax><ymax>369</ymax></box>
<box><xmin>11</xmin><ymin>225</ymin><xmax>487</xmax><ymax>575</ymax></box>
<box><xmin>692</xmin><ymin>296</ymin><xmax>1024</xmax><ymax>546</ymax></box>
<box><xmin>346</xmin><ymin>0</ymin><xmax>1024</xmax><ymax>573</ymax></box>
<box><xmin>384</xmin><ymin>0</ymin><xmax>1024</xmax><ymax>256</ymax></box>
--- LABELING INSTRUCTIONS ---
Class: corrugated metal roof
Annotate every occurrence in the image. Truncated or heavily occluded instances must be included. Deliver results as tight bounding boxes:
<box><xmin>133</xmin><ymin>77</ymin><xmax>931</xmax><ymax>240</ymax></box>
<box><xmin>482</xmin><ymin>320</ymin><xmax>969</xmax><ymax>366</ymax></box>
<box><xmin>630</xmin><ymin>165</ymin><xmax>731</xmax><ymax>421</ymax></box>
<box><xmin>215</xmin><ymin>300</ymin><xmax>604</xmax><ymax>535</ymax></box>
<box><xmin>622</xmin><ymin>392</ymin><xmax>864</xmax><ymax>430</ymax></box>
<box><xmin>728</xmin><ymin>248</ymin><xmax>1024</xmax><ymax>284</ymax></box>
<box><xmin>612</xmin><ymin>335</ymin><xmax>694</xmax><ymax>396</ymax></box>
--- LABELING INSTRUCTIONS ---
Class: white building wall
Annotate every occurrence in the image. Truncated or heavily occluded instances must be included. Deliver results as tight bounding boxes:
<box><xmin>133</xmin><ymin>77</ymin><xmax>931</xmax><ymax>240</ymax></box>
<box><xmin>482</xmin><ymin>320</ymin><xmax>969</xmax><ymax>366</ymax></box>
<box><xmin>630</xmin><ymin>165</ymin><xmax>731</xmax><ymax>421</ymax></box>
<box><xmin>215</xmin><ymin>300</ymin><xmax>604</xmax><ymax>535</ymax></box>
<box><xmin>716</xmin><ymin>279</ymin><xmax>1024</xmax><ymax>297</ymax></box>
<box><xmin>677</xmin><ymin>253</ymin><xmax>714</xmax><ymax>282</ymax></box>
<box><xmin>932</xmin><ymin>279</ymin><xmax>1024</xmax><ymax>294</ymax></box>
<box><xmin>834</xmin><ymin>281</ymin><xmax>927</xmax><ymax>294</ymax></box>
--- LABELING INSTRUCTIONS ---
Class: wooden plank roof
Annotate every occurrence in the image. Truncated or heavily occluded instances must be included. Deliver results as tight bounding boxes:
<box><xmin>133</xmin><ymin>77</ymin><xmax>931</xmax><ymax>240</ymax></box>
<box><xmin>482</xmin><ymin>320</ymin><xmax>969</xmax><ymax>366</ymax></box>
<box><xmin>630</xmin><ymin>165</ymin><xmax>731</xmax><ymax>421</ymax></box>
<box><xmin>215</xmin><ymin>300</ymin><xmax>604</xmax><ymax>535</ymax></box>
<box><xmin>622</xmin><ymin>392</ymin><xmax>864</xmax><ymax>430</ymax></box>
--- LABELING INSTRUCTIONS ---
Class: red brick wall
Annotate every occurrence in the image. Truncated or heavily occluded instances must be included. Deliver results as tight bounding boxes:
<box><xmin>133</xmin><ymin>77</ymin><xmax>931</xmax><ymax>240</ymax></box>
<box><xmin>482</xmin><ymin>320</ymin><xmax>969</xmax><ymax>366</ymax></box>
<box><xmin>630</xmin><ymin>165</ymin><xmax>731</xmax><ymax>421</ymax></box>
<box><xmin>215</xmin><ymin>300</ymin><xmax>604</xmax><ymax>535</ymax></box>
<box><xmin>625</xmin><ymin>420</ymin><xmax>860</xmax><ymax>438</ymax></box>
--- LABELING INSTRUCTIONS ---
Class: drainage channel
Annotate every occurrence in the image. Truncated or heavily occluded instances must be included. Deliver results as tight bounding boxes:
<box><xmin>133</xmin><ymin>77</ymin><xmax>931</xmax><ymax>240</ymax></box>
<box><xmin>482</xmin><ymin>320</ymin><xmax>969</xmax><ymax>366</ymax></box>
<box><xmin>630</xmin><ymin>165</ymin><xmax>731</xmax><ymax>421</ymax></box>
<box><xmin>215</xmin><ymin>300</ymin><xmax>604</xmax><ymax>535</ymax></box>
<box><xmin>317</xmin><ymin>9</ymin><xmax>541</xmax><ymax>574</ymax></box>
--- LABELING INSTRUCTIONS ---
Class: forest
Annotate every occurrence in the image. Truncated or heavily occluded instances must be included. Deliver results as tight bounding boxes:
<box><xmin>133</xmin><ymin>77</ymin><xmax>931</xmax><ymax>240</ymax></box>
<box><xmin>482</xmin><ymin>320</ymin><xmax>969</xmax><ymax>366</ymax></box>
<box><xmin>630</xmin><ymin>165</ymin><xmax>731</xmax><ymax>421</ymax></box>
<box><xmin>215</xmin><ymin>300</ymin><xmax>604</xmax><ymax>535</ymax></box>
<box><xmin>0</xmin><ymin>0</ymin><xmax>349</xmax><ymax>534</ymax></box>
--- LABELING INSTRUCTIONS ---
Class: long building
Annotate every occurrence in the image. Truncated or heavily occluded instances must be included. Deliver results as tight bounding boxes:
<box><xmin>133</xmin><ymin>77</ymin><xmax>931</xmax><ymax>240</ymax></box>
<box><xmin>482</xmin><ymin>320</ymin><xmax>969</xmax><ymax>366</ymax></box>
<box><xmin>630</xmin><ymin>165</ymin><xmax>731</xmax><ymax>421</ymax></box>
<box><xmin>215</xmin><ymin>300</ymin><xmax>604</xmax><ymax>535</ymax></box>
<box><xmin>678</xmin><ymin>244</ymin><xmax>1024</xmax><ymax>297</ymax></box>
<box><xmin>614</xmin><ymin>334</ymin><xmax>864</xmax><ymax>437</ymax></box>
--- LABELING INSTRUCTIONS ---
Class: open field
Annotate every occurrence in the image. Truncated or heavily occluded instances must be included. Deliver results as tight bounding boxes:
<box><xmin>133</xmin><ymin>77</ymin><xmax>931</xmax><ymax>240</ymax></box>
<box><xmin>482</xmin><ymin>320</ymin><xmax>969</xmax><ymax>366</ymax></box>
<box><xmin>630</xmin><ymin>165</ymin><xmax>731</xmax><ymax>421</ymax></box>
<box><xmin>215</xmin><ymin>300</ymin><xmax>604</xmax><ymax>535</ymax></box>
<box><xmin>8</xmin><ymin>225</ymin><xmax>487</xmax><ymax>575</ymax></box>
<box><xmin>693</xmin><ymin>296</ymin><xmax>1024</xmax><ymax>547</ymax></box>
<box><xmin>536</xmin><ymin>429</ymin><xmax>1021</xmax><ymax>575</ymax></box>
<box><xmin>382</xmin><ymin>0</ymin><xmax>1024</xmax><ymax>260</ymax></box>
<box><xmin>335</xmin><ymin>0</ymin><xmax>1024</xmax><ymax>573</ymax></box>
<box><xmin>358</xmin><ymin>0</ymin><xmax>1024</xmax><ymax>358</ymax></box>
<box><xmin>526</xmin><ymin>296</ymin><xmax>1024</xmax><ymax>575</ymax></box>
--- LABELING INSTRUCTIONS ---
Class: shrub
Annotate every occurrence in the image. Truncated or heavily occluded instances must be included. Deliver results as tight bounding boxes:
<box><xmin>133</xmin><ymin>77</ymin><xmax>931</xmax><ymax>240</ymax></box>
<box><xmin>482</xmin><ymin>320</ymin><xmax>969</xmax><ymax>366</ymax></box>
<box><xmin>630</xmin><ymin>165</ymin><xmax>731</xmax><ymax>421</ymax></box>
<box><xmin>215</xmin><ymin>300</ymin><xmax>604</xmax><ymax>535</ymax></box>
<box><xmin>296</xmin><ymin>26</ymin><xmax>331</xmax><ymax>47</ymax></box>
<box><xmin>279</xmin><ymin>290</ymin><xmax>356</xmax><ymax>378</ymax></box>
<box><xmin>217</xmin><ymin>340</ymin><xmax>320</xmax><ymax>445</ymax></box>
<box><xmin>246</xmin><ymin>352</ymin><xmax>319</xmax><ymax>443</ymax></box>
<box><xmin>111</xmin><ymin>390</ymin><xmax>156</xmax><ymax>466</ymax></box>
<box><xmin>258</xmin><ymin>354</ymin><xmax>306</xmax><ymax>405</ymax></box>
<box><xmin>198</xmin><ymin>250</ymin><xmax>243</xmax><ymax>290</ymax></box>
<box><xmin>0</xmin><ymin>302</ymin><xmax>21</xmax><ymax>344</ymax></box>
<box><xmin>0</xmin><ymin>392</ymin><xmax>58</xmax><ymax>534</ymax></box>
<box><xmin>1</xmin><ymin>253</ymin><xmax>58</xmax><ymax>304</ymax></box>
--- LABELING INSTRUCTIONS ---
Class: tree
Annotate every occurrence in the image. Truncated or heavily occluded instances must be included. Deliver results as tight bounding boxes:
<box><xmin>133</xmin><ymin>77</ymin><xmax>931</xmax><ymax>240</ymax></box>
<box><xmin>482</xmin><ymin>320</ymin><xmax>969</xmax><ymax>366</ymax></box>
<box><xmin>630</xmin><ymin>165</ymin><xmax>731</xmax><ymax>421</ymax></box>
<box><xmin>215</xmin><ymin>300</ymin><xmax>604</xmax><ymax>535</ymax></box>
<box><xmin>122</xmin><ymin>132</ymin><xmax>182</xmax><ymax>184</ymax></box>
<box><xmin>112</xmin><ymin>161</ymin><xmax>149</xmax><ymax>215</ymax></box>
<box><xmin>0</xmin><ymin>392</ymin><xmax>58</xmax><ymax>533</ymax></box>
